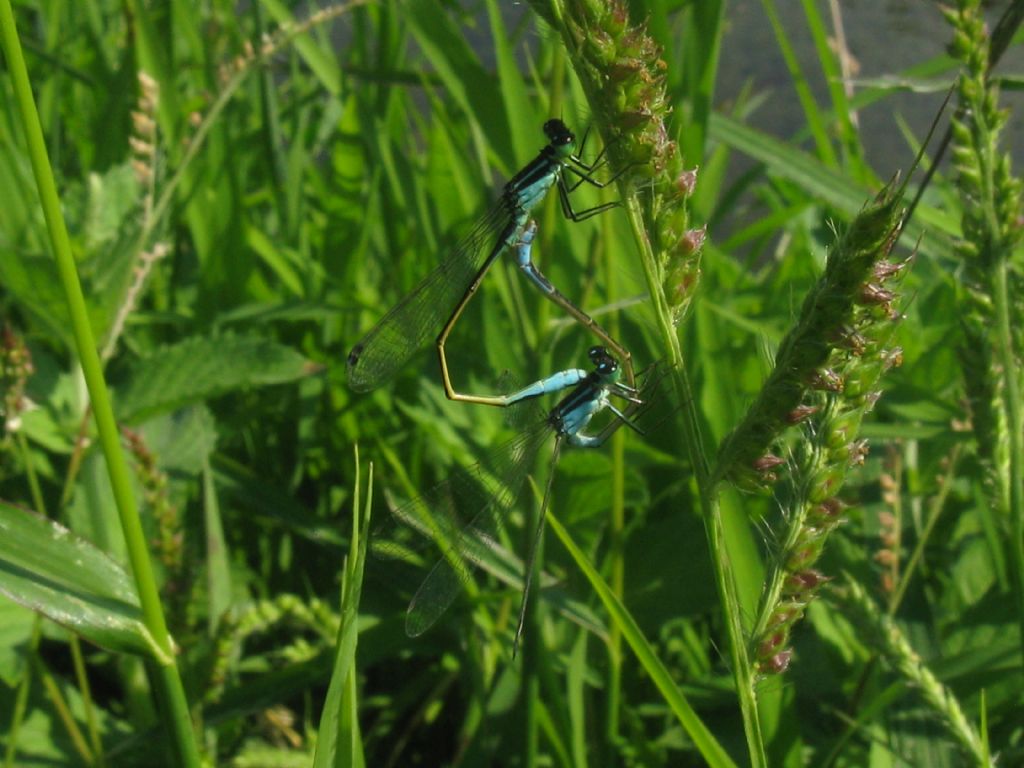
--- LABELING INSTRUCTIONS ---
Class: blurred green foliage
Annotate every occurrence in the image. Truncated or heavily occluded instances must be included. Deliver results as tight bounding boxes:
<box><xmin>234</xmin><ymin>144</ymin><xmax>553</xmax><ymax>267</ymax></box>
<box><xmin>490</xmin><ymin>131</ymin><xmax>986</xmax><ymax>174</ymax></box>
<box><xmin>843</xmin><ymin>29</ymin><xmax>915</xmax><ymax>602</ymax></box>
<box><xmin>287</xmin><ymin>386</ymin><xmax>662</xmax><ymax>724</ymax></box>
<box><xmin>0</xmin><ymin>0</ymin><xmax>1020</xmax><ymax>766</ymax></box>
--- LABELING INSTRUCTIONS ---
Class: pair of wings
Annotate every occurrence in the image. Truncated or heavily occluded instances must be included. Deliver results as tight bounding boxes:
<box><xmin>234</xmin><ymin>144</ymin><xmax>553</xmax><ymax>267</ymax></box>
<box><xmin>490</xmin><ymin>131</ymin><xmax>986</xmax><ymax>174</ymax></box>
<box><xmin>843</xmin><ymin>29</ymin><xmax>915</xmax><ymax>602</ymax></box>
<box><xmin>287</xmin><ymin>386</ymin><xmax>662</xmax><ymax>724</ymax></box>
<box><xmin>372</xmin><ymin>423</ymin><xmax>553</xmax><ymax>637</ymax></box>
<box><xmin>372</xmin><ymin>360</ymin><xmax>669</xmax><ymax>638</ymax></box>
<box><xmin>346</xmin><ymin>204</ymin><xmax>514</xmax><ymax>392</ymax></box>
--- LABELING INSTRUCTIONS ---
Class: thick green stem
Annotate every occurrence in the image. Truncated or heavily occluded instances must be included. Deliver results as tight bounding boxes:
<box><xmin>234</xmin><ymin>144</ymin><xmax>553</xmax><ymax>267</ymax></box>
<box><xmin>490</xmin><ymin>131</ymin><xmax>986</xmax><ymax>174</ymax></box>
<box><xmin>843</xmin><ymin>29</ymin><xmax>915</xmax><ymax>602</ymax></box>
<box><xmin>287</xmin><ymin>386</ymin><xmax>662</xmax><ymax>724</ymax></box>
<box><xmin>0</xmin><ymin>4</ymin><xmax>200</xmax><ymax>765</ymax></box>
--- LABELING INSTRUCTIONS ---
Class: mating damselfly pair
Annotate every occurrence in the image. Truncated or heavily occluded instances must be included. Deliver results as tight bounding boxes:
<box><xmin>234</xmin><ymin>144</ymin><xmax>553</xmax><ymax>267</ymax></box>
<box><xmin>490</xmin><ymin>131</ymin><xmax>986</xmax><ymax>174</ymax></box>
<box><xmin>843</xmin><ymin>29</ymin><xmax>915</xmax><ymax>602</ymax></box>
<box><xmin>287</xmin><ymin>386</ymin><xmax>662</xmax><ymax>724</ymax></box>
<box><xmin>348</xmin><ymin>119</ymin><xmax>656</xmax><ymax>650</ymax></box>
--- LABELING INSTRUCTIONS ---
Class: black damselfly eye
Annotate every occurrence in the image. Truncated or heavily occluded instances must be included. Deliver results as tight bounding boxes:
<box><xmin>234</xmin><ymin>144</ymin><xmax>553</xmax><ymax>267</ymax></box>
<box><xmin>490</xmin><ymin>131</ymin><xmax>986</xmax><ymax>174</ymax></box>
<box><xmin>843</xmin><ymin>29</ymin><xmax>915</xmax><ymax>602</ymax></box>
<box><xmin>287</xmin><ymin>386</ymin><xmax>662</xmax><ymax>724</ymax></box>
<box><xmin>543</xmin><ymin>118</ymin><xmax>574</xmax><ymax>146</ymax></box>
<box><xmin>588</xmin><ymin>346</ymin><xmax>617</xmax><ymax>374</ymax></box>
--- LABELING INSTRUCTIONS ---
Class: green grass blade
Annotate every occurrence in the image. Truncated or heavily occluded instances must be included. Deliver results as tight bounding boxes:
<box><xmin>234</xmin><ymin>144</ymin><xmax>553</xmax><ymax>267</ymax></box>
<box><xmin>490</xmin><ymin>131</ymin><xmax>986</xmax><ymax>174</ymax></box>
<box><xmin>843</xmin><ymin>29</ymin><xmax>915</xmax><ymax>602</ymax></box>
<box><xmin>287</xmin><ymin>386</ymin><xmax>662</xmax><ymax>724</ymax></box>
<box><xmin>313</xmin><ymin>453</ymin><xmax>372</xmax><ymax>768</ymax></box>
<box><xmin>405</xmin><ymin>0</ymin><xmax>512</xmax><ymax>164</ymax></box>
<box><xmin>546</xmin><ymin>511</ymin><xmax>737</xmax><ymax>768</ymax></box>
<box><xmin>759</xmin><ymin>0</ymin><xmax>837</xmax><ymax>167</ymax></box>
<box><xmin>0</xmin><ymin>4</ymin><xmax>199</xmax><ymax>763</ymax></box>
<box><xmin>681</xmin><ymin>0</ymin><xmax>726</xmax><ymax>163</ymax></box>
<box><xmin>799</xmin><ymin>0</ymin><xmax>867</xmax><ymax>174</ymax></box>
<box><xmin>260</xmin><ymin>0</ymin><xmax>342</xmax><ymax>95</ymax></box>
<box><xmin>202</xmin><ymin>461</ymin><xmax>232</xmax><ymax>635</ymax></box>
<box><xmin>486</xmin><ymin>0</ymin><xmax>534</xmax><ymax>163</ymax></box>
<box><xmin>709</xmin><ymin>111</ymin><xmax>956</xmax><ymax>261</ymax></box>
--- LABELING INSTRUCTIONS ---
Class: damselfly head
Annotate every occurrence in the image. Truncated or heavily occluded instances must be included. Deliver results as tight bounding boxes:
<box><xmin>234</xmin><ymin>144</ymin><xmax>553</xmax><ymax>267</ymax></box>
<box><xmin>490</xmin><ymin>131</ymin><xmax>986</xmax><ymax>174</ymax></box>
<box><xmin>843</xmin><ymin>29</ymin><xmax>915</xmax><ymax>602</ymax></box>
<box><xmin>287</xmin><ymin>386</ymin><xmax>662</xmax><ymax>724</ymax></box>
<box><xmin>588</xmin><ymin>346</ymin><xmax>618</xmax><ymax>376</ymax></box>
<box><xmin>543</xmin><ymin>118</ymin><xmax>574</xmax><ymax>148</ymax></box>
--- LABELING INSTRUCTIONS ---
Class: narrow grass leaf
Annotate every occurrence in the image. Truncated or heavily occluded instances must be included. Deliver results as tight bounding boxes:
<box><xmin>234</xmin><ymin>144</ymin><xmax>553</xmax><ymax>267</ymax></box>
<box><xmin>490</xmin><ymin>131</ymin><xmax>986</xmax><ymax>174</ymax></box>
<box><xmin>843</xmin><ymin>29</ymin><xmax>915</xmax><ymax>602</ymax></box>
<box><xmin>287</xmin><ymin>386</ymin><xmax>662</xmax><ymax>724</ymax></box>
<box><xmin>246</xmin><ymin>224</ymin><xmax>305</xmax><ymax>298</ymax></box>
<box><xmin>313</xmin><ymin>456</ymin><xmax>372</xmax><ymax>767</ymax></box>
<box><xmin>709</xmin><ymin>111</ymin><xmax>955</xmax><ymax>262</ymax></box>
<box><xmin>203</xmin><ymin>461</ymin><xmax>232</xmax><ymax>635</ymax></box>
<box><xmin>405</xmin><ymin>0</ymin><xmax>511</xmax><ymax>160</ymax></box>
<box><xmin>0</xmin><ymin>501</ymin><xmax>166</xmax><ymax>662</ymax></box>
<box><xmin>760</xmin><ymin>0</ymin><xmax>838</xmax><ymax>167</ymax></box>
<box><xmin>680</xmin><ymin>0</ymin><xmax>725</xmax><ymax>162</ymax></box>
<box><xmin>546</xmin><ymin>511</ymin><xmax>737</xmax><ymax>768</ymax></box>
<box><xmin>260</xmin><ymin>0</ymin><xmax>342</xmax><ymax>95</ymax></box>
<box><xmin>486</xmin><ymin>0</ymin><xmax>533</xmax><ymax>163</ymax></box>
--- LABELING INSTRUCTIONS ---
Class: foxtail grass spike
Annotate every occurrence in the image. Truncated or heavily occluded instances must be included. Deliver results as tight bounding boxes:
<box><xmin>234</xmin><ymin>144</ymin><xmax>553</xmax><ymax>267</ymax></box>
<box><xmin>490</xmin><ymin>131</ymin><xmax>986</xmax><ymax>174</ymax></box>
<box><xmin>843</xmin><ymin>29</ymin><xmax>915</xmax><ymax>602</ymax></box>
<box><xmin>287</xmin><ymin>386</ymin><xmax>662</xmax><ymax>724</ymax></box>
<box><xmin>715</xmin><ymin>185</ymin><xmax>908</xmax><ymax>494</ymax></box>
<box><xmin>734</xmin><ymin>190</ymin><xmax>914</xmax><ymax>674</ymax></box>
<box><xmin>833</xmin><ymin>578</ymin><xmax>991</xmax><ymax>766</ymax></box>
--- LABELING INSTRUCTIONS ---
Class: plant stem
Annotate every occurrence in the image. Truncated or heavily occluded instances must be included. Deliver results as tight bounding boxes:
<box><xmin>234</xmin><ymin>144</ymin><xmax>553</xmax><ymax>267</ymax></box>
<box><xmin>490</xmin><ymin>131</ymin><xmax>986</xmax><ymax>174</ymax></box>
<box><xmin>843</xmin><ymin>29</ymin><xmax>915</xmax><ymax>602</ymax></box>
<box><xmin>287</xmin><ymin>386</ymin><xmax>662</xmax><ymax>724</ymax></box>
<box><xmin>889</xmin><ymin>445</ymin><xmax>961</xmax><ymax>615</ymax></box>
<box><xmin>538</xmin><ymin>0</ymin><xmax>762</xmax><ymax>758</ymax></box>
<box><xmin>70</xmin><ymin>636</ymin><xmax>106</xmax><ymax>767</ymax></box>
<box><xmin>602</xmin><ymin>193</ymin><xmax>626</xmax><ymax>748</ymax></box>
<box><xmin>0</xmin><ymin>4</ymin><xmax>200</xmax><ymax>765</ymax></box>
<box><xmin>32</xmin><ymin>654</ymin><xmax>92</xmax><ymax>764</ymax></box>
<box><xmin>17</xmin><ymin>420</ymin><xmax>106</xmax><ymax>765</ymax></box>
<box><xmin>993</xmin><ymin>258</ymin><xmax>1024</xmax><ymax>671</ymax></box>
<box><xmin>15</xmin><ymin>432</ymin><xmax>45</xmax><ymax>515</ymax></box>
<box><xmin>622</xmin><ymin>196</ymin><xmax>765</xmax><ymax>766</ymax></box>
<box><xmin>4</xmin><ymin>619</ymin><xmax>40</xmax><ymax>768</ymax></box>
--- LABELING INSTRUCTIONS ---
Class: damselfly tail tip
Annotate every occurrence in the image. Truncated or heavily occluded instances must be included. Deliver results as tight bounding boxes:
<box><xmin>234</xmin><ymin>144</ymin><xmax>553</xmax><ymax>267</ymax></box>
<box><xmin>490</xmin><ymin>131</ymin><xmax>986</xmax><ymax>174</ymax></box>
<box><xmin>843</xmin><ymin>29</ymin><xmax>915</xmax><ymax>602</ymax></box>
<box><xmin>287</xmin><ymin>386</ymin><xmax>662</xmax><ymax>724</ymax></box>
<box><xmin>405</xmin><ymin>612</ymin><xmax>428</xmax><ymax>639</ymax></box>
<box><xmin>346</xmin><ymin>345</ymin><xmax>372</xmax><ymax>392</ymax></box>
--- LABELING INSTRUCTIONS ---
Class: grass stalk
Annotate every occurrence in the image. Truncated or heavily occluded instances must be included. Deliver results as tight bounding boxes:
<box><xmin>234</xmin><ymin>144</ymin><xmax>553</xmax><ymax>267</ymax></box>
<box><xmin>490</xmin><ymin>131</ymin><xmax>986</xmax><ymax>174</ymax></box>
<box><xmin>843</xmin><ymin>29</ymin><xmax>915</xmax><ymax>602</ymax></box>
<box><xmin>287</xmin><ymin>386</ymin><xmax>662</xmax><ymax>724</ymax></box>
<box><xmin>836</xmin><ymin>578</ymin><xmax>990</xmax><ymax>766</ymax></box>
<box><xmin>602</xmin><ymin>196</ymin><xmax>626</xmax><ymax>748</ymax></box>
<box><xmin>3</xmin><ymin>619</ymin><xmax>40</xmax><ymax>768</ymax></box>
<box><xmin>535</xmin><ymin>0</ymin><xmax>763</xmax><ymax>760</ymax></box>
<box><xmin>993</xmin><ymin>258</ymin><xmax>1024</xmax><ymax>669</ymax></box>
<box><xmin>14</xmin><ymin>432</ymin><xmax>44</xmax><ymax>515</ymax></box>
<box><xmin>605</xmin><ymin>424</ymin><xmax>626</xmax><ymax>745</ymax></box>
<box><xmin>0</xmin><ymin>3</ymin><xmax>200</xmax><ymax>764</ymax></box>
<box><xmin>69</xmin><ymin>635</ymin><xmax>105</xmax><ymax>767</ymax></box>
<box><xmin>32</xmin><ymin>654</ymin><xmax>92</xmax><ymax>764</ymax></box>
<box><xmin>888</xmin><ymin>445</ymin><xmax>962</xmax><ymax>615</ymax></box>
<box><xmin>945</xmin><ymin>0</ymin><xmax>1024</xmax><ymax>672</ymax></box>
<box><xmin>546</xmin><ymin>511</ymin><xmax>737</xmax><ymax>767</ymax></box>
<box><xmin>621</xmin><ymin>200</ymin><xmax>764</xmax><ymax>762</ymax></box>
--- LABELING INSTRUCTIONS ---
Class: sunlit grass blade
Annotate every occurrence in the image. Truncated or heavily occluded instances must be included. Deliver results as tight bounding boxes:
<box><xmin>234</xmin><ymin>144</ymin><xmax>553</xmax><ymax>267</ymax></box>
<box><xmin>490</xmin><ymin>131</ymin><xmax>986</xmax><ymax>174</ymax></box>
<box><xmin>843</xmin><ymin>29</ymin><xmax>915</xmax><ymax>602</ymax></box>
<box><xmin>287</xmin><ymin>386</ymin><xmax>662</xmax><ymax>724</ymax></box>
<box><xmin>546</xmin><ymin>510</ymin><xmax>737</xmax><ymax>768</ymax></box>
<box><xmin>313</xmin><ymin>451</ymin><xmax>371</xmax><ymax>768</ymax></box>
<box><xmin>709</xmin><ymin>111</ymin><xmax>956</xmax><ymax>261</ymax></box>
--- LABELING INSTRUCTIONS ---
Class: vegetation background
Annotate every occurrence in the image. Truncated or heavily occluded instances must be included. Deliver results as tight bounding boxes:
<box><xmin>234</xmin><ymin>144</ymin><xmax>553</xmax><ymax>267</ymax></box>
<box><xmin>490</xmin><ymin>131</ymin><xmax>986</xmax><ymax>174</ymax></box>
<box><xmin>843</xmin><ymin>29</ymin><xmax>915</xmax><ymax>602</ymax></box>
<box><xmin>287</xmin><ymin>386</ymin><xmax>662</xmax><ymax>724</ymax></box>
<box><xmin>0</xmin><ymin>0</ymin><xmax>1021</xmax><ymax>766</ymax></box>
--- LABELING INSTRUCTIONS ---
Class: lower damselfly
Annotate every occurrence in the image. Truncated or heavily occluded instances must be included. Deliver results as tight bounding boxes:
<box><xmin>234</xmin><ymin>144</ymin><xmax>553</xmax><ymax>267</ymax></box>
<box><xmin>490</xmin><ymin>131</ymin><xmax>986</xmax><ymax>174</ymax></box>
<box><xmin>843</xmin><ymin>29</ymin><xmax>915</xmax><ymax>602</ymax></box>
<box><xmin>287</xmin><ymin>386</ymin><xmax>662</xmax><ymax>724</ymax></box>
<box><xmin>347</xmin><ymin>119</ymin><xmax>635</xmax><ymax>399</ymax></box>
<box><xmin>373</xmin><ymin>346</ymin><xmax>647</xmax><ymax>655</ymax></box>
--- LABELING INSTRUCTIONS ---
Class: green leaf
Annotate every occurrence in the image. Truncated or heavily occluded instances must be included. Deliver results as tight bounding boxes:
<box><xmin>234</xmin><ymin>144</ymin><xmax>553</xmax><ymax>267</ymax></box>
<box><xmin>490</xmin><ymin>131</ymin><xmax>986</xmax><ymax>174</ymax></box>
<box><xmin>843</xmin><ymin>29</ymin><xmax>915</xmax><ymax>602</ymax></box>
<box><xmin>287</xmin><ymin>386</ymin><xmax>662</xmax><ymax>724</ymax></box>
<box><xmin>0</xmin><ymin>597</ymin><xmax>34</xmax><ymax>686</ymax></box>
<box><xmin>115</xmin><ymin>335</ymin><xmax>316</xmax><ymax>423</ymax></box>
<box><xmin>260</xmin><ymin>0</ymin><xmax>342</xmax><ymax>95</ymax></box>
<box><xmin>709</xmin><ymin>111</ymin><xmax>956</xmax><ymax>262</ymax></box>
<box><xmin>0</xmin><ymin>501</ymin><xmax>166</xmax><ymax>661</ymax></box>
<box><xmin>139</xmin><ymin>404</ymin><xmax>219</xmax><ymax>475</ymax></box>
<box><xmin>546</xmin><ymin>510</ymin><xmax>737</xmax><ymax>768</ymax></box>
<box><xmin>405</xmin><ymin>0</ymin><xmax>511</xmax><ymax>161</ymax></box>
<box><xmin>313</xmin><ymin>456</ymin><xmax>371</xmax><ymax>768</ymax></box>
<box><xmin>203</xmin><ymin>461</ymin><xmax>232</xmax><ymax>635</ymax></box>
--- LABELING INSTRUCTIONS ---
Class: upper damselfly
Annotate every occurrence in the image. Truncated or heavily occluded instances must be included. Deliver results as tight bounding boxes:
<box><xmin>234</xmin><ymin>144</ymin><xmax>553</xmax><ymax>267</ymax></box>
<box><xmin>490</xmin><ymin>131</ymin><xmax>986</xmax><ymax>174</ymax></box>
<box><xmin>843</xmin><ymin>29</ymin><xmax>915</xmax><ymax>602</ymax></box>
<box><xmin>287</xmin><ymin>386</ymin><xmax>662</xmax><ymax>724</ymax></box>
<box><xmin>373</xmin><ymin>346</ymin><xmax>649</xmax><ymax>655</ymax></box>
<box><xmin>347</xmin><ymin>120</ymin><xmax>634</xmax><ymax>400</ymax></box>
